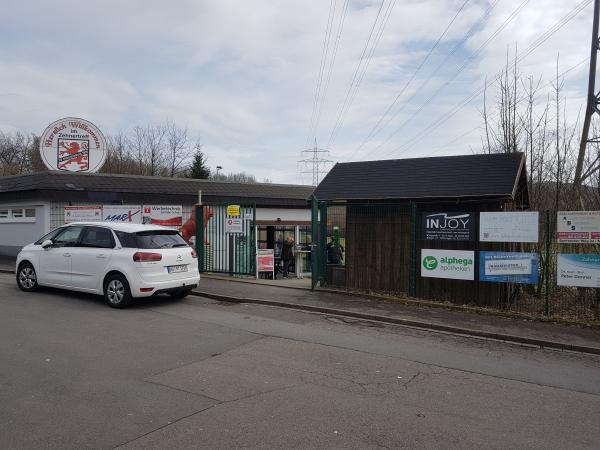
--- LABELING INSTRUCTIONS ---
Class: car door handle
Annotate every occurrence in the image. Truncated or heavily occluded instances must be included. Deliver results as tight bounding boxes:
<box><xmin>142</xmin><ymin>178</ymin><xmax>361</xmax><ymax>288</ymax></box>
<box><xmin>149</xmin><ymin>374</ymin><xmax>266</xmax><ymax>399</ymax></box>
<box><xmin>63</xmin><ymin>253</ymin><xmax>72</xmax><ymax>257</ymax></box>
<box><xmin>96</xmin><ymin>254</ymin><xmax>106</xmax><ymax>259</ymax></box>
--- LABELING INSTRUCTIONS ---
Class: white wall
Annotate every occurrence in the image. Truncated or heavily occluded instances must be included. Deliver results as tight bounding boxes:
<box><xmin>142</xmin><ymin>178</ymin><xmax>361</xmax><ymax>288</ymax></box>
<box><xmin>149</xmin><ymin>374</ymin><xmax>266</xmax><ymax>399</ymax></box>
<box><xmin>256</xmin><ymin>208</ymin><xmax>310</xmax><ymax>222</ymax></box>
<box><xmin>0</xmin><ymin>201</ymin><xmax>50</xmax><ymax>257</ymax></box>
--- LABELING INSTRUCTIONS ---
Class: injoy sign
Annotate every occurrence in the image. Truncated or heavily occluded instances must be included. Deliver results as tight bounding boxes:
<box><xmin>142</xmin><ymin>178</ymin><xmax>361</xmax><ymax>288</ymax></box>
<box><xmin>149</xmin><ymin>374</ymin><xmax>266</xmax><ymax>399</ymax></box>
<box><xmin>422</xmin><ymin>212</ymin><xmax>474</xmax><ymax>241</ymax></box>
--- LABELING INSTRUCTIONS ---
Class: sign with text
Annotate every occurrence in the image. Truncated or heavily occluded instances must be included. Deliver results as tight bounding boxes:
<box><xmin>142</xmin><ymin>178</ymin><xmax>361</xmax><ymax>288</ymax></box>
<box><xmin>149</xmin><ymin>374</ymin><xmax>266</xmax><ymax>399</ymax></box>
<box><xmin>479</xmin><ymin>212</ymin><xmax>539</xmax><ymax>243</ymax></box>
<box><xmin>40</xmin><ymin>117</ymin><xmax>107</xmax><ymax>172</ymax></box>
<box><xmin>225</xmin><ymin>218</ymin><xmax>243</xmax><ymax>234</ymax></box>
<box><xmin>102</xmin><ymin>205</ymin><xmax>142</xmax><ymax>223</ymax></box>
<box><xmin>422</xmin><ymin>212</ymin><xmax>474</xmax><ymax>241</ymax></box>
<box><xmin>64</xmin><ymin>205</ymin><xmax>102</xmax><ymax>224</ymax></box>
<box><xmin>479</xmin><ymin>251</ymin><xmax>538</xmax><ymax>284</ymax></box>
<box><xmin>421</xmin><ymin>249</ymin><xmax>475</xmax><ymax>281</ymax></box>
<box><xmin>557</xmin><ymin>254</ymin><xmax>600</xmax><ymax>288</ymax></box>
<box><xmin>142</xmin><ymin>205</ymin><xmax>183</xmax><ymax>228</ymax></box>
<box><xmin>257</xmin><ymin>249</ymin><xmax>275</xmax><ymax>272</ymax></box>
<box><xmin>556</xmin><ymin>211</ymin><xmax>600</xmax><ymax>243</ymax></box>
<box><xmin>227</xmin><ymin>204</ymin><xmax>241</xmax><ymax>217</ymax></box>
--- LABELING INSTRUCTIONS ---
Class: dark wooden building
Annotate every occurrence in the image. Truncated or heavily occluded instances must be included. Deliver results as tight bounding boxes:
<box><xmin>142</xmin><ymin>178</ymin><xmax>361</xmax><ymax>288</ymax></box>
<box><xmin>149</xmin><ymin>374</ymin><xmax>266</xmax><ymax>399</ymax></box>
<box><xmin>313</xmin><ymin>153</ymin><xmax>530</xmax><ymax>307</ymax></box>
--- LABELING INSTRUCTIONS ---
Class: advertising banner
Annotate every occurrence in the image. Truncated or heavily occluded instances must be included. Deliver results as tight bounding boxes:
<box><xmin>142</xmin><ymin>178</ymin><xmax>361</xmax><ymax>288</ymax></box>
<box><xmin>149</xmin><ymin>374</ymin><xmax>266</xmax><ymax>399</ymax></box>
<box><xmin>479</xmin><ymin>212</ymin><xmax>539</xmax><ymax>243</ymax></box>
<box><xmin>225</xmin><ymin>218</ymin><xmax>243</xmax><ymax>234</ymax></box>
<box><xmin>64</xmin><ymin>205</ymin><xmax>102</xmax><ymax>224</ymax></box>
<box><xmin>422</xmin><ymin>212</ymin><xmax>474</xmax><ymax>241</ymax></box>
<box><xmin>257</xmin><ymin>249</ymin><xmax>275</xmax><ymax>272</ymax></box>
<box><xmin>556</xmin><ymin>211</ymin><xmax>600</xmax><ymax>243</ymax></box>
<box><xmin>479</xmin><ymin>251</ymin><xmax>538</xmax><ymax>284</ymax></box>
<box><xmin>421</xmin><ymin>249</ymin><xmax>475</xmax><ymax>280</ymax></box>
<box><xmin>102</xmin><ymin>205</ymin><xmax>142</xmax><ymax>223</ymax></box>
<box><xmin>557</xmin><ymin>253</ymin><xmax>600</xmax><ymax>288</ymax></box>
<box><xmin>142</xmin><ymin>205</ymin><xmax>183</xmax><ymax>228</ymax></box>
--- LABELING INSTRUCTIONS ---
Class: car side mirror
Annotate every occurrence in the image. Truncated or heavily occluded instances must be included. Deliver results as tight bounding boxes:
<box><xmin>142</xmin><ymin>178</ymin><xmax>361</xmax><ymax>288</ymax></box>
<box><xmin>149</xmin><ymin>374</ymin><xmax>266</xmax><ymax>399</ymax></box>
<box><xmin>41</xmin><ymin>239</ymin><xmax>53</xmax><ymax>249</ymax></box>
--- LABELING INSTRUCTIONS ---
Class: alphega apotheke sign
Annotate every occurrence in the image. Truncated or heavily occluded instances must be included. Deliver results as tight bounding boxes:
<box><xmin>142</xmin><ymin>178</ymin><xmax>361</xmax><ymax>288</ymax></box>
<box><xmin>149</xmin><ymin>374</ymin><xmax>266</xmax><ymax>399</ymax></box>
<box><xmin>421</xmin><ymin>249</ymin><xmax>475</xmax><ymax>280</ymax></box>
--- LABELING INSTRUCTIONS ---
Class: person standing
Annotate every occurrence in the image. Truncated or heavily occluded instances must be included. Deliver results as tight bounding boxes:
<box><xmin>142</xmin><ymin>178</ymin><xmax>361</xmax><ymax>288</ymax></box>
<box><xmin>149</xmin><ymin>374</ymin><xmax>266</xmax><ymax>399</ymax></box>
<box><xmin>281</xmin><ymin>237</ymin><xmax>295</xmax><ymax>278</ymax></box>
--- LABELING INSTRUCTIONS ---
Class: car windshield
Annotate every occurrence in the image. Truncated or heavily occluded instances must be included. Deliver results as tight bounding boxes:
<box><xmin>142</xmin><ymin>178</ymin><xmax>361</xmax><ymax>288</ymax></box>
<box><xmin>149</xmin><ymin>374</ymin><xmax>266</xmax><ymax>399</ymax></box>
<box><xmin>131</xmin><ymin>230</ymin><xmax>189</xmax><ymax>249</ymax></box>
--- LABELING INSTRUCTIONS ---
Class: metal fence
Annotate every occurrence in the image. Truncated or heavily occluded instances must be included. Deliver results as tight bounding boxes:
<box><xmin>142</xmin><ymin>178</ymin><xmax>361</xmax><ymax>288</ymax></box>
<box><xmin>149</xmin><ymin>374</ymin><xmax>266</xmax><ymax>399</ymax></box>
<box><xmin>317</xmin><ymin>202</ymin><xmax>600</xmax><ymax>322</ymax></box>
<box><xmin>196</xmin><ymin>203</ymin><xmax>256</xmax><ymax>276</ymax></box>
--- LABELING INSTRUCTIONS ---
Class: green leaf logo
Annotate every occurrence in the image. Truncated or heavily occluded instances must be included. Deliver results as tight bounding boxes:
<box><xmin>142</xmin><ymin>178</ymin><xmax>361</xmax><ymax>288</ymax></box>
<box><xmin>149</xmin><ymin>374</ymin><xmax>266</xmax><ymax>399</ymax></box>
<box><xmin>423</xmin><ymin>255</ymin><xmax>438</xmax><ymax>270</ymax></box>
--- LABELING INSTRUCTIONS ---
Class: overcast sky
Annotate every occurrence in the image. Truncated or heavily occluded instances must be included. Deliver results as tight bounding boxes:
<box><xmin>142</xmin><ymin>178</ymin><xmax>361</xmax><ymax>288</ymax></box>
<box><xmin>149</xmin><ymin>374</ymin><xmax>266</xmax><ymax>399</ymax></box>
<box><xmin>0</xmin><ymin>0</ymin><xmax>594</xmax><ymax>184</ymax></box>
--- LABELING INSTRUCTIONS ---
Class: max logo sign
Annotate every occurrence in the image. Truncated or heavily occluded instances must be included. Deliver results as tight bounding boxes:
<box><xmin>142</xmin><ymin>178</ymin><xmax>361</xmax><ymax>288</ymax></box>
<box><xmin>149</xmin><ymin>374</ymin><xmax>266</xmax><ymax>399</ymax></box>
<box><xmin>105</xmin><ymin>210</ymin><xmax>140</xmax><ymax>222</ymax></box>
<box><xmin>423</xmin><ymin>212</ymin><xmax>474</xmax><ymax>241</ymax></box>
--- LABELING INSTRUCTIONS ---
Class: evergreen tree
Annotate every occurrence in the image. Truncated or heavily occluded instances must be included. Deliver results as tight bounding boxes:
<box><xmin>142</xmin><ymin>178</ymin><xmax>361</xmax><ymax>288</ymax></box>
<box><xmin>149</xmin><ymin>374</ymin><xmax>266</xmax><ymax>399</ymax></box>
<box><xmin>188</xmin><ymin>146</ymin><xmax>210</xmax><ymax>179</ymax></box>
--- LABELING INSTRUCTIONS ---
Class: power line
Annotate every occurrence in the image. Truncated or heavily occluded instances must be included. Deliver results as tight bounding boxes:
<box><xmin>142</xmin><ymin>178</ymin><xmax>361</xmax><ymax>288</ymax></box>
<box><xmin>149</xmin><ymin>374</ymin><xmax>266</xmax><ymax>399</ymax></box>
<box><xmin>349</xmin><ymin>0</ymin><xmax>473</xmax><ymax>161</ymax></box>
<box><xmin>379</xmin><ymin>0</ymin><xmax>591</xmax><ymax>160</ymax></box>
<box><xmin>313</xmin><ymin>0</ymin><xmax>350</xmax><ymax>143</ymax></box>
<box><xmin>305</xmin><ymin>0</ymin><xmax>336</xmax><ymax>148</ymax></box>
<box><xmin>368</xmin><ymin>0</ymin><xmax>531</xmax><ymax>158</ymax></box>
<box><xmin>326</xmin><ymin>0</ymin><xmax>395</xmax><ymax>148</ymax></box>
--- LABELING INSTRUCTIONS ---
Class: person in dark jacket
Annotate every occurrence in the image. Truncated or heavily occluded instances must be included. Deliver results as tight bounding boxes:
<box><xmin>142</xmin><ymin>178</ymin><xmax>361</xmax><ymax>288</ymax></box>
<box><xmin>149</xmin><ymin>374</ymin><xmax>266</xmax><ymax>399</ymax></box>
<box><xmin>281</xmin><ymin>237</ymin><xmax>295</xmax><ymax>278</ymax></box>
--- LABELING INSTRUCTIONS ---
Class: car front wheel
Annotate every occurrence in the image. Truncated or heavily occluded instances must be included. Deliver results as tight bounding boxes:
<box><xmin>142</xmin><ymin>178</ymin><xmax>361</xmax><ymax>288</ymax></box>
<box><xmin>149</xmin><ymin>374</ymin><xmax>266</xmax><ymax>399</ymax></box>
<box><xmin>17</xmin><ymin>263</ymin><xmax>38</xmax><ymax>292</ymax></box>
<box><xmin>104</xmin><ymin>274</ymin><xmax>133</xmax><ymax>308</ymax></box>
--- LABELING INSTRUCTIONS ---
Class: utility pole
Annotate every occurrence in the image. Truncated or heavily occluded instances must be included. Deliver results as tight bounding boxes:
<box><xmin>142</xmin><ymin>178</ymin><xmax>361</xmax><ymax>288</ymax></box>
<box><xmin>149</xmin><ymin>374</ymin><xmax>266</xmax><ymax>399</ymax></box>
<box><xmin>573</xmin><ymin>0</ymin><xmax>600</xmax><ymax>199</ymax></box>
<box><xmin>298</xmin><ymin>138</ymin><xmax>333</xmax><ymax>186</ymax></box>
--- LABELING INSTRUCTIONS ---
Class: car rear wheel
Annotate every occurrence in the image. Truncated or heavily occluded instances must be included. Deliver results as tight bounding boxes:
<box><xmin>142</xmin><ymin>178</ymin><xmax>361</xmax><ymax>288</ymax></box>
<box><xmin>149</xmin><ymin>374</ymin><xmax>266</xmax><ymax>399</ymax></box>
<box><xmin>17</xmin><ymin>263</ymin><xmax>38</xmax><ymax>292</ymax></box>
<box><xmin>104</xmin><ymin>274</ymin><xmax>133</xmax><ymax>308</ymax></box>
<box><xmin>170</xmin><ymin>288</ymin><xmax>191</xmax><ymax>300</ymax></box>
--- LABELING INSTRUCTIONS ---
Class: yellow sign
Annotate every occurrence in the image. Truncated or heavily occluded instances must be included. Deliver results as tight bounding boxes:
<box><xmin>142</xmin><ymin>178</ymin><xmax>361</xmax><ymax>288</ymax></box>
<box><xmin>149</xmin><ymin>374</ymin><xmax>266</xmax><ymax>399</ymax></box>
<box><xmin>227</xmin><ymin>204</ymin><xmax>241</xmax><ymax>217</ymax></box>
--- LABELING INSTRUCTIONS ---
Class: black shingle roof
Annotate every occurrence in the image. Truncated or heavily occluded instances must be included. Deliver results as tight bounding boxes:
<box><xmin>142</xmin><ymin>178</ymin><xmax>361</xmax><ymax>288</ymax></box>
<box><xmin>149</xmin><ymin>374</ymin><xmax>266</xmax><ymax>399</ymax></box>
<box><xmin>0</xmin><ymin>171</ymin><xmax>314</xmax><ymax>206</ymax></box>
<box><xmin>314</xmin><ymin>153</ymin><xmax>525</xmax><ymax>201</ymax></box>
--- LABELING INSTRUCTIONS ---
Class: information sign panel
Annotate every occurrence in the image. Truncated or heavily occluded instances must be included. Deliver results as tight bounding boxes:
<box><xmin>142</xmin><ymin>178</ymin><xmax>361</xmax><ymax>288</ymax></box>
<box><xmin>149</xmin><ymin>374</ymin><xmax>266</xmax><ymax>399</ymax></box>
<box><xmin>479</xmin><ymin>251</ymin><xmax>538</xmax><ymax>284</ymax></box>
<box><xmin>556</xmin><ymin>211</ymin><xmax>600</xmax><ymax>243</ymax></box>
<box><xmin>479</xmin><ymin>212</ymin><xmax>538</xmax><ymax>243</ymax></box>
<box><xmin>422</xmin><ymin>212</ymin><xmax>474</xmax><ymax>241</ymax></box>
<box><xmin>557</xmin><ymin>254</ymin><xmax>600</xmax><ymax>287</ymax></box>
<box><xmin>421</xmin><ymin>249</ymin><xmax>475</xmax><ymax>281</ymax></box>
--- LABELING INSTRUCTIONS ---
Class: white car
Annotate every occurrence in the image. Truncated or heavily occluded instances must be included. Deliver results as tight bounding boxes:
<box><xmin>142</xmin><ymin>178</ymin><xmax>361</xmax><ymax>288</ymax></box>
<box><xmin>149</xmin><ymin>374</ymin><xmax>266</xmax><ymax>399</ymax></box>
<box><xmin>16</xmin><ymin>222</ymin><xmax>200</xmax><ymax>308</ymax></box>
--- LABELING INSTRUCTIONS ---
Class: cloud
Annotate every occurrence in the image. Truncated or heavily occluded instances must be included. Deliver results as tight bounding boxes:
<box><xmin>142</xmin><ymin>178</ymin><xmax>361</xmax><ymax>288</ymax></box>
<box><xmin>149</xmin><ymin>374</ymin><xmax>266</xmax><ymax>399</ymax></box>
<box><xmin>0</xmin><ymin>0</ymin><xmax>593</xmax><ymax>183</ymax></box>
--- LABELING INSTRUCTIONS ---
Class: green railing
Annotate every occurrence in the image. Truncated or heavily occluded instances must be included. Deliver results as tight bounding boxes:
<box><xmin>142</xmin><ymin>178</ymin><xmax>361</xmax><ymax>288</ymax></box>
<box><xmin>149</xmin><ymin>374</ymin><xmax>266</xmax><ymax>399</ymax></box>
<box><xmin>196</xmin><ymin>203</ymin><xmax>256</xmax><ymax>276</ymax></box>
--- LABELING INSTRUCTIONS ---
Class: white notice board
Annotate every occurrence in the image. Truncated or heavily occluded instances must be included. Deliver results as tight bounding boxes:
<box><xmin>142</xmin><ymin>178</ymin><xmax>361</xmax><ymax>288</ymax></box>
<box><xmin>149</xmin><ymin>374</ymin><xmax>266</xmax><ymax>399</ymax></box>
<box><xmin>479</xmin><ymin>212</ymin><xmax>539</xmax><ymax>243</ymax></box>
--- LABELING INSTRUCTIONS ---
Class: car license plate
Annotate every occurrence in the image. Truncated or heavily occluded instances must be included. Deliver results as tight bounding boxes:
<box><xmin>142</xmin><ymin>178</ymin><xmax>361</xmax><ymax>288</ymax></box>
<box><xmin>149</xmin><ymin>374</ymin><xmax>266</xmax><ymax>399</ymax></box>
<box><xmin>167</xmin><ymin>264</ymin><xmax>188</xmax><ymax>274</ymax></box>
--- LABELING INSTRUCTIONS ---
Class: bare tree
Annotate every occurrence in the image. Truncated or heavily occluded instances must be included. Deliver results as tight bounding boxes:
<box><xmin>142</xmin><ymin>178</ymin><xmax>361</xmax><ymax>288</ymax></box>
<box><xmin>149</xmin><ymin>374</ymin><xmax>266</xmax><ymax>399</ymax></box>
<box><xmin>164</xmin><ymin>122</ymin><xmax>191</xmax><ymax>177</ymax></box>
<box><xmin>0</xmin><ymin>131</ymin><xmax>37</xmax><ymax>175</ymax></box>
<box><xmin>212</xmin><ymin>171</ymin><xmax>258</xmax><ymax>183</ymax></box>
<box><xmin>480</xmin><ymin>53</ymin><xmax>583</xmax><ymax>211</ymax></box>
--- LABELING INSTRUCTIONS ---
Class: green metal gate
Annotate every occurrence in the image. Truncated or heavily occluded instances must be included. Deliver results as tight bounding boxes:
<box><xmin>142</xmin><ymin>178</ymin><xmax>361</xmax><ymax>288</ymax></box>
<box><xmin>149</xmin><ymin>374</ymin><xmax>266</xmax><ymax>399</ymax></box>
<box><xmin>195</xmin><ymin>203</ymin><xmax>256</xmax><ymax>275</ymax></box>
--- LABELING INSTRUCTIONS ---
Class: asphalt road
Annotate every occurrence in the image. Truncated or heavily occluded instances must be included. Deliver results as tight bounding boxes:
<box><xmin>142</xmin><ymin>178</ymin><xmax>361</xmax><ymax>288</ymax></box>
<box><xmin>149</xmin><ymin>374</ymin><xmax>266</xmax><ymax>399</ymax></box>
<box><xmin>1</xmin><ymin>272</ymin><xmax>599</xmax><ymax>450</ymax></box>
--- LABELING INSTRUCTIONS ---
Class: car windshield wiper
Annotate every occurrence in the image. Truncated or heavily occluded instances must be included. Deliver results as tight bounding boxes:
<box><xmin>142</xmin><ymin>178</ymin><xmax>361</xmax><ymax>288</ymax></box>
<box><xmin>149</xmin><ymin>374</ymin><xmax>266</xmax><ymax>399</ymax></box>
<box><xmin>172</xmin><ymin>244</ymin><xmax>188</xmax><ymax>248</ymax></box>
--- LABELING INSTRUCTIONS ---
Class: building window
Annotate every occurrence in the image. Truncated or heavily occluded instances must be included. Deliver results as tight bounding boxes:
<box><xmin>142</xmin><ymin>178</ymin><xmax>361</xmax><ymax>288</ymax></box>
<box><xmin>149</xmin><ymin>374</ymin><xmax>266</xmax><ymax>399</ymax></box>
<box><xmin>0</xmin><ymin>207</ymin><xmax>37</xmax><ymax>223</ymax></box>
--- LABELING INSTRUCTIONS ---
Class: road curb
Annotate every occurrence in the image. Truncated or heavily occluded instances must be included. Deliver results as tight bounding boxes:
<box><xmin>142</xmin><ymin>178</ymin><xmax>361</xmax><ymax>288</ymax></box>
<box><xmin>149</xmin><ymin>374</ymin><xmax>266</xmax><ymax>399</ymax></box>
<box><xmin>192</xmin><ymin>290</ymin><xmax>600</xmax><ymax>356</ymax></box>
